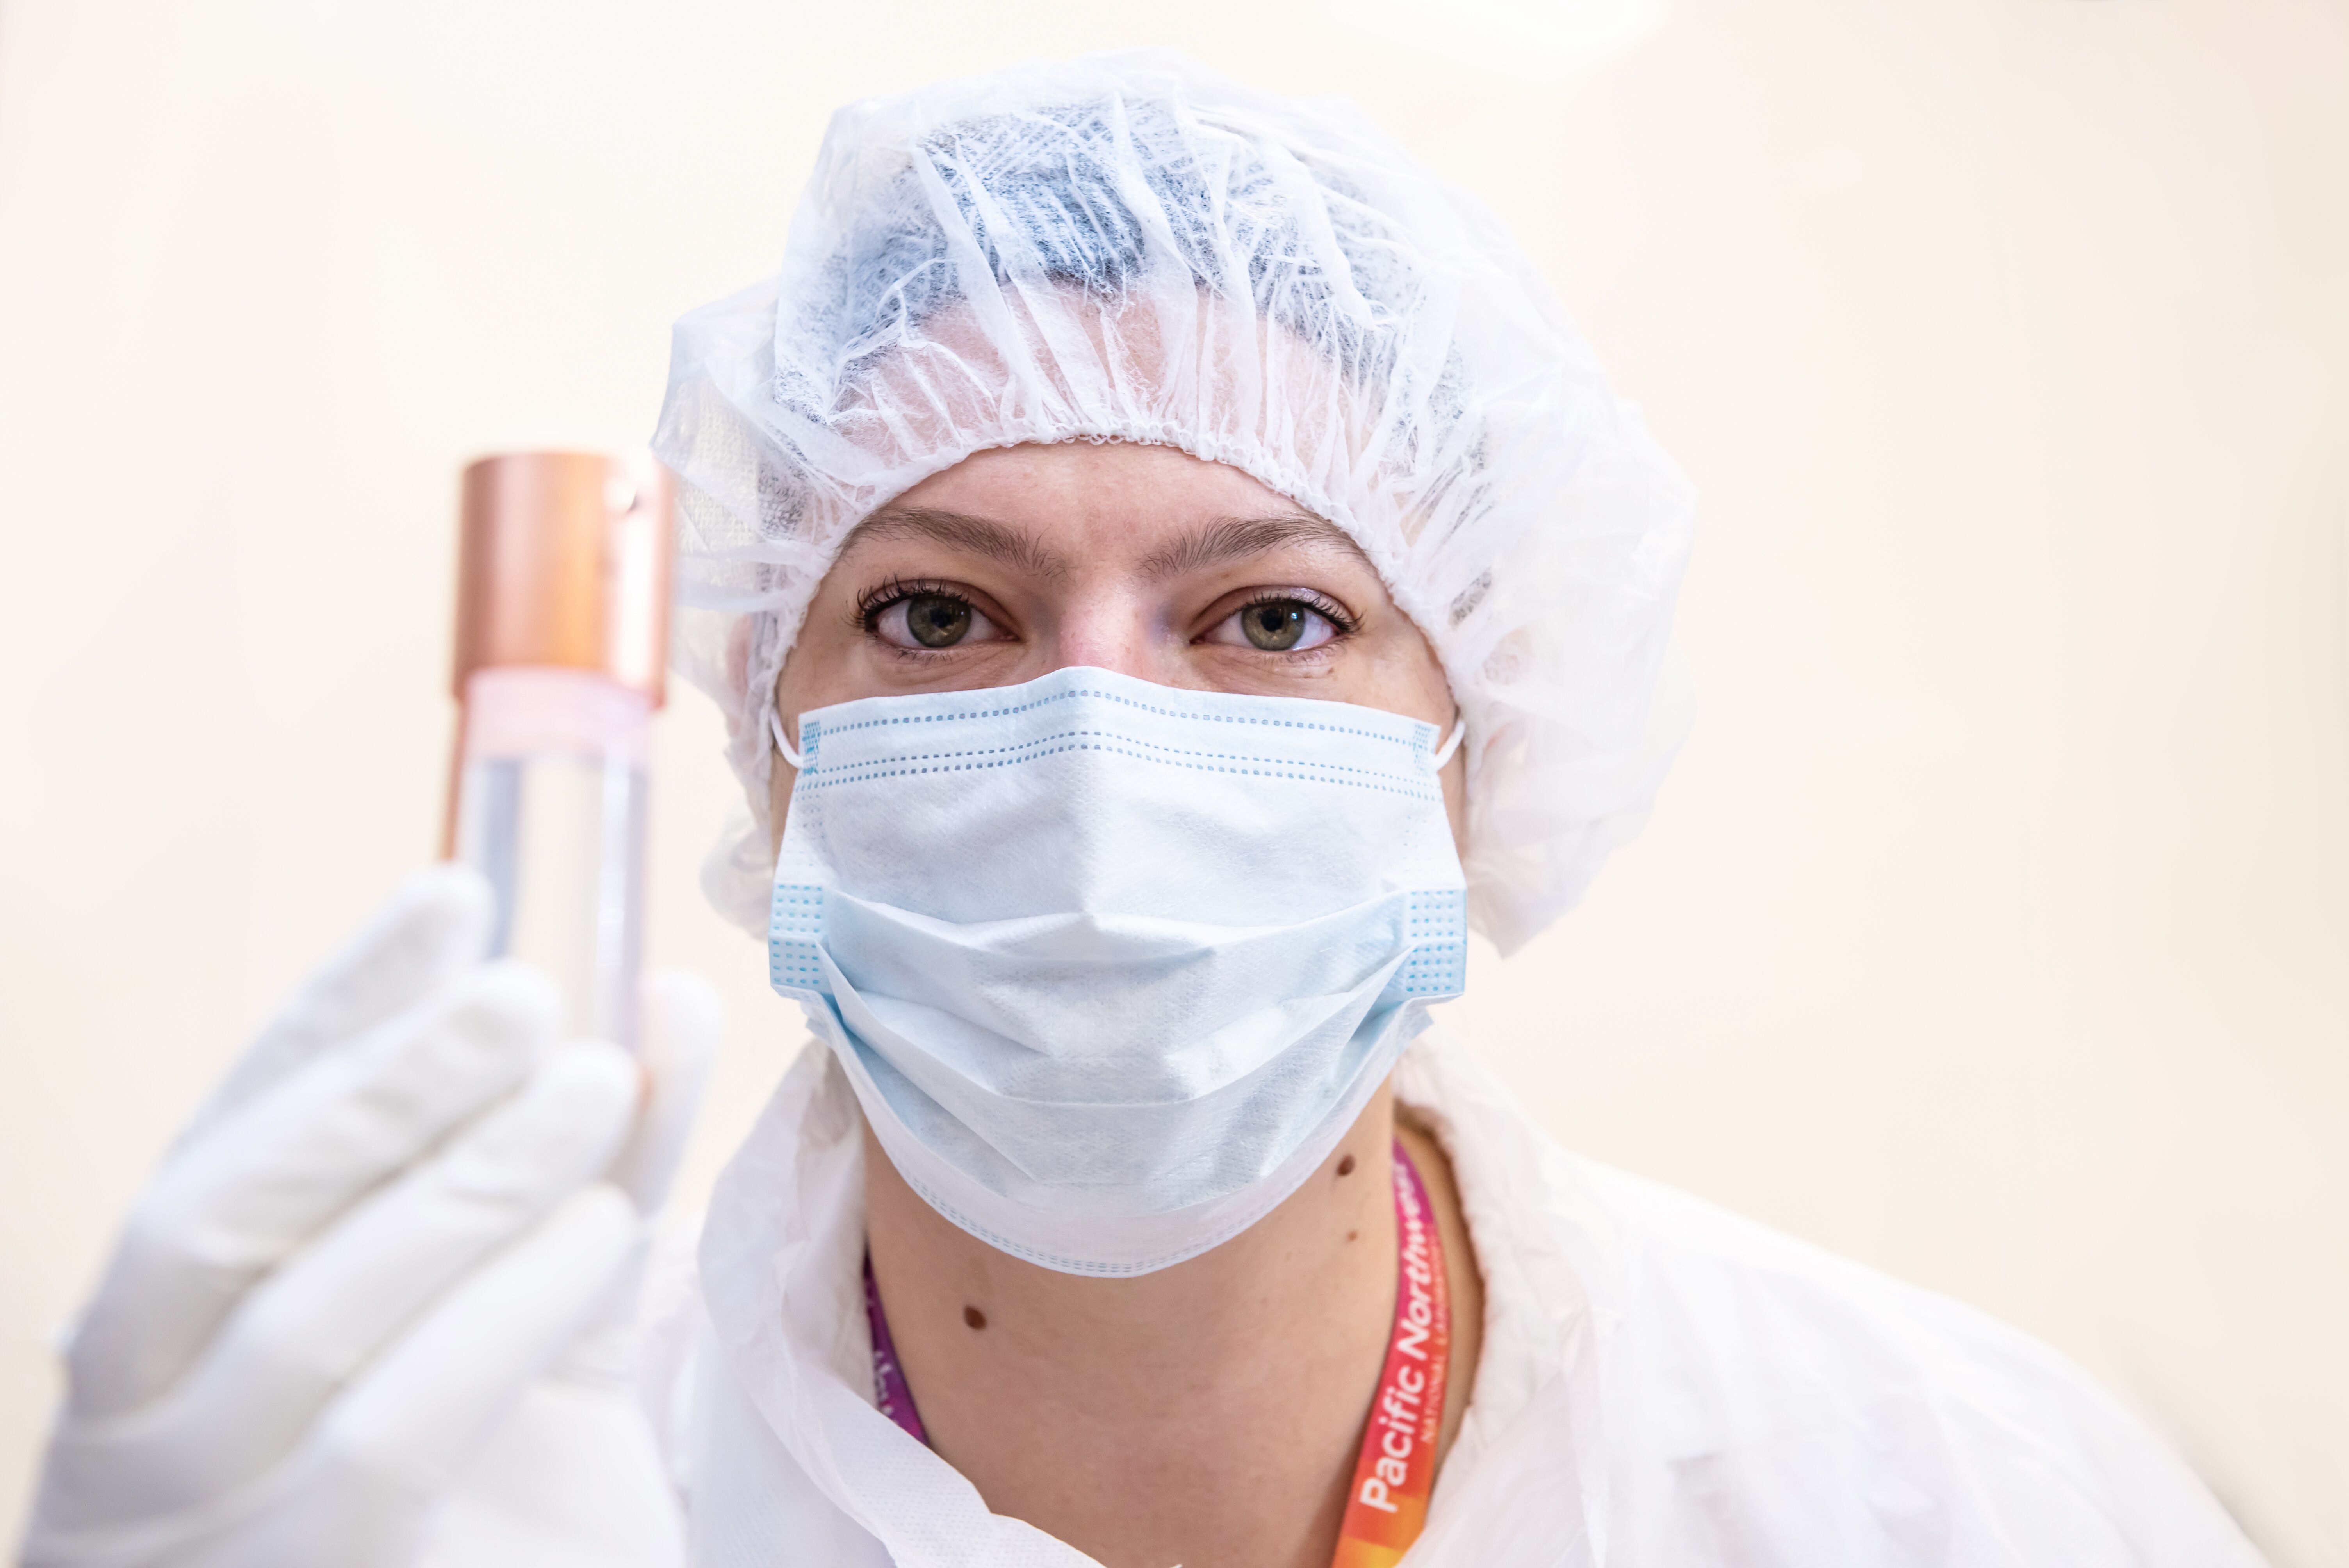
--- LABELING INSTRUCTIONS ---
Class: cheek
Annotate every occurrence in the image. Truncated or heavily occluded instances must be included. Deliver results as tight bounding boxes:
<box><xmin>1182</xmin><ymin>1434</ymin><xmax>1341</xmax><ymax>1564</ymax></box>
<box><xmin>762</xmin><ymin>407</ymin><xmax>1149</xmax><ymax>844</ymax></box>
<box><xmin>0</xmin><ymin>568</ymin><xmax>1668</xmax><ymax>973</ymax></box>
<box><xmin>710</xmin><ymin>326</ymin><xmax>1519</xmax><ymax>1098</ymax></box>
<box><xmin>1349</xmin><ymin>618</ymin><xmax>1455</xmax><ymax>726</ymax></box>
<box><xmin>766</xmin><ymin>650</ymin><xmax>812</xmax><ymax>855</ymax></box>
<box><xmin>775</xmin><ymin>597</ymin><xmax>856</xmax><ymax>707</ymax></box>
<box><xmin>770</xmin><ymin>588</ymin><xmax>876</xmax><ymax>748</ymax></box>
<box><xmin>767</xmin><ymin>752</ymin><xmax>796</xmax><ymax>860</ymax></box>
<box><xmin>1440</xmin><ymin>757</ymin><xmax>1468</xmax><ymax>862</ymax></box>
<box><xmin>1358</xmin><ymin>620</ymin><xmax>1463</xmax><ymax>853</ymax></box>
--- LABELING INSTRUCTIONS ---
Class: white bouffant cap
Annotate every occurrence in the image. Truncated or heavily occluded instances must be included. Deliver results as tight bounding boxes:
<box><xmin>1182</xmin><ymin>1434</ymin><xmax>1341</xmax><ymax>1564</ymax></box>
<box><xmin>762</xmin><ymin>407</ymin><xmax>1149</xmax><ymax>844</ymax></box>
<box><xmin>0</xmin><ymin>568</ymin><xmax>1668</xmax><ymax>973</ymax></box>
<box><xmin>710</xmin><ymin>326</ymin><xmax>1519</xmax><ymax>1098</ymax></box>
<box><xmin>654</xmin><ymin>49</ymin><xmax>1695</xmax><ymax>955</ymax></box>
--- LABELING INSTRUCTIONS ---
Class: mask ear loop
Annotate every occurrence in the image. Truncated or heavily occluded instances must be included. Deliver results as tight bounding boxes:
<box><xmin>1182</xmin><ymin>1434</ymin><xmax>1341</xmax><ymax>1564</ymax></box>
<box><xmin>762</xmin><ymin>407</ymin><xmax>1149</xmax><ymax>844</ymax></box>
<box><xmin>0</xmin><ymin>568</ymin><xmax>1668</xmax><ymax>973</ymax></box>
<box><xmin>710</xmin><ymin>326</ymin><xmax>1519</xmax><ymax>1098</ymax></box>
<box><xmin>770</xmin><ymin>709</ymin><xmax>805</xmax><ymax>772</ymax></box>
<box><xmin>1432</xmin><ymin>715</ymin><xmax>1467</xmax><ymax>770</ymax></box>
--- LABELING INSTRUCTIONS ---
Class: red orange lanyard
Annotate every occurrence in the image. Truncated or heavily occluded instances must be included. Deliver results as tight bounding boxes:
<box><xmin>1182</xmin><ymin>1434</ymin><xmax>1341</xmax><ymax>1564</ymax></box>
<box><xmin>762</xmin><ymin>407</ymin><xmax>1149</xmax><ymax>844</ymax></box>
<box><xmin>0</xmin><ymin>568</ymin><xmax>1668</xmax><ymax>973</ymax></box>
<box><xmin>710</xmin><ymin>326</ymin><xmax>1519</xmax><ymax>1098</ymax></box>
<box><xmin>863</xmin><ymin>1139</ymin><xmax>1452</xmax><ymax>1567</ymax></box>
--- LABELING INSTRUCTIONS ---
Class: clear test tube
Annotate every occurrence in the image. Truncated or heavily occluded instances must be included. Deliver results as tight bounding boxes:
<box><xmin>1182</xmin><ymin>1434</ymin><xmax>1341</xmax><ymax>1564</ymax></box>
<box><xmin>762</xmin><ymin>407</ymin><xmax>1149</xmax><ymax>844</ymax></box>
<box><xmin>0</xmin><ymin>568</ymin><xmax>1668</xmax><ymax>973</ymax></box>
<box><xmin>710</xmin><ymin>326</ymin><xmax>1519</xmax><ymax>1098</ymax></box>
<box><xmin>443</xmin><ymin>451</ymin><xmax>674</xmax><ymax>1049</ymax></box>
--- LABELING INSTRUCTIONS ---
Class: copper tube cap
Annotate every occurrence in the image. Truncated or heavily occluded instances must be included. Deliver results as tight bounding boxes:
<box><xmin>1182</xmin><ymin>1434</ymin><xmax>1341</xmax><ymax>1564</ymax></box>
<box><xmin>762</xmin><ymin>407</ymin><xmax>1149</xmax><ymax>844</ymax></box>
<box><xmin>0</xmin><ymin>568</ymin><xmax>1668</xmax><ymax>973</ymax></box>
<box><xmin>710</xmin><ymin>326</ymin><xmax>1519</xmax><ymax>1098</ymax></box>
<box><xmin>453</xmin><ymin>451</ymin><xmax>676</xmax><ymax>705</ymax></box>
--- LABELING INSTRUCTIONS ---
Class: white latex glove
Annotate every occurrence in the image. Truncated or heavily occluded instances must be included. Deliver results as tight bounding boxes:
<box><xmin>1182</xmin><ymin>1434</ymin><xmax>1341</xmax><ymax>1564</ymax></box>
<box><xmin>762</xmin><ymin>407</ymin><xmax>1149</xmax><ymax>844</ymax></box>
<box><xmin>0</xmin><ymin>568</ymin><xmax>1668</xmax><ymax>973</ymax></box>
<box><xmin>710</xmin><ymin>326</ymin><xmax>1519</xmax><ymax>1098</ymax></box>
<box><xmin>21</xmin><ymin>866</ymin><xmax>718</xmax><ymax>1568</ymax></box>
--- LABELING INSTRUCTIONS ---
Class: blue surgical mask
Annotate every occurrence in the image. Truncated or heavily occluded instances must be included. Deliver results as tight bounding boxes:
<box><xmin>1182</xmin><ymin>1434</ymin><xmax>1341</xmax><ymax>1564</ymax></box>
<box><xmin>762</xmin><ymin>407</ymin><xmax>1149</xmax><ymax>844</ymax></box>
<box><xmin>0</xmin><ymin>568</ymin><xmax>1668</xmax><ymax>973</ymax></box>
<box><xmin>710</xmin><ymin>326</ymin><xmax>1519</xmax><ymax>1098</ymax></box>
<box><xmin>768</xmin><ymin>666</ymin><xmax>1467</xmax><ymax>1276</ymax></box>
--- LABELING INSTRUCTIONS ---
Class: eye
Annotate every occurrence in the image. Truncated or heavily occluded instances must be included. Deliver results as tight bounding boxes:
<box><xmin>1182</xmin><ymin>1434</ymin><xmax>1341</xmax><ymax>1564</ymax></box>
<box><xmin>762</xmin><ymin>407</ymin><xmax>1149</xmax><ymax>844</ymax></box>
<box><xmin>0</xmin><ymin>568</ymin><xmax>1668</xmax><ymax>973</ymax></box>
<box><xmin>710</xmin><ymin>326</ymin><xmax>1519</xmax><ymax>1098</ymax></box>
<box><xmin>1207</xmin><ymin>597</ymin><xmax>1344</xmax><ymax>652</ymax></box>
<box><xmin>873</xmin><ymin>592</ymin><xmax>996</xmax><ymax>649</ymax></box>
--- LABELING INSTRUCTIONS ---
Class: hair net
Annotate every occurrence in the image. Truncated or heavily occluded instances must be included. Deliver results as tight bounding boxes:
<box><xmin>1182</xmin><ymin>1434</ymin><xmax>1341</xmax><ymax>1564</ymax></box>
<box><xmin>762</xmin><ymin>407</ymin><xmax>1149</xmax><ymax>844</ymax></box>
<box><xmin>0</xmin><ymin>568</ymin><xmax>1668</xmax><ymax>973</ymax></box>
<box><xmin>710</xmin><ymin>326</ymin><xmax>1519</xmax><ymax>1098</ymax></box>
<box><xmin>654</xmin><ymin>49</ymin><xmax>1694</xmax><ymax>956</ymax></box>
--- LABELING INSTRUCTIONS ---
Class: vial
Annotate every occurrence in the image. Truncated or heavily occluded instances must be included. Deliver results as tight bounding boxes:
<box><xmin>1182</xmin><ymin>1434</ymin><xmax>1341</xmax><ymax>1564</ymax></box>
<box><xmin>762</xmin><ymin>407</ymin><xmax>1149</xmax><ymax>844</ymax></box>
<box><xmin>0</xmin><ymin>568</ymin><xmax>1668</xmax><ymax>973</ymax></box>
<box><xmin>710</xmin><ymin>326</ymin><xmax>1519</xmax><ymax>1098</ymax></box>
<box><xmin>444</xmin><ymin>451</ymin><xmax>675</xmax><ymax>1049</ymax></box>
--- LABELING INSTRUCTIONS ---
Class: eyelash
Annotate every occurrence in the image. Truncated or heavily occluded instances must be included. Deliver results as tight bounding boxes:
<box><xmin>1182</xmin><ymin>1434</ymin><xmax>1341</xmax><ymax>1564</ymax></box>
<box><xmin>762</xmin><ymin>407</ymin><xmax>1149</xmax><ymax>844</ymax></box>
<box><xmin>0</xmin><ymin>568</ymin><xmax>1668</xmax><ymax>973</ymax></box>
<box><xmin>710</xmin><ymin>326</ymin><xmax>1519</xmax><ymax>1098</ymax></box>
<box><xmin>853</xmin><ymin>577</ymin><xmax>969</xmax><ymax>633</ymax></box>
<box><xmin>1230</xmin><ymin>590</ymin><xmax>1359</xmax><ymax>640</ymax></box>
<box><xmin>848</xmin><ymin>580</ymin><xmax>1360</xmax><ymax>649</ymax></box>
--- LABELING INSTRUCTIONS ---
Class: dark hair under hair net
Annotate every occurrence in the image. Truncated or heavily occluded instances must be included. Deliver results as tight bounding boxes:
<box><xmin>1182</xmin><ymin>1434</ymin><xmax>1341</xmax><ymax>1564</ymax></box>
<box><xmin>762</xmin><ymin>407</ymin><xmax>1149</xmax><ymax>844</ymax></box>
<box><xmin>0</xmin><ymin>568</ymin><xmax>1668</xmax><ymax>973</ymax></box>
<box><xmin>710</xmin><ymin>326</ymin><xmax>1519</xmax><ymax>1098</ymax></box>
<box><xmin>654</xmin><ymin>50</ymin><xmax>1695</xmax><ymax>955</ymax></box>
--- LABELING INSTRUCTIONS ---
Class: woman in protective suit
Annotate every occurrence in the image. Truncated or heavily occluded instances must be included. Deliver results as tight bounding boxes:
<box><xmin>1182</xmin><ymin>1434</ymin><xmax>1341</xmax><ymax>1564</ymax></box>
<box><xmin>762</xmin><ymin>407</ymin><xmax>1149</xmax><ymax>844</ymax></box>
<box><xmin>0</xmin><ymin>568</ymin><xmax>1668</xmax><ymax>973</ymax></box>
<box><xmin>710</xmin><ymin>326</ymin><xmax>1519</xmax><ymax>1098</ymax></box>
<box><xmin>25</xmin><ymin>51</ymin><xmax>2261</xmax><ymax>1568</ymax></box>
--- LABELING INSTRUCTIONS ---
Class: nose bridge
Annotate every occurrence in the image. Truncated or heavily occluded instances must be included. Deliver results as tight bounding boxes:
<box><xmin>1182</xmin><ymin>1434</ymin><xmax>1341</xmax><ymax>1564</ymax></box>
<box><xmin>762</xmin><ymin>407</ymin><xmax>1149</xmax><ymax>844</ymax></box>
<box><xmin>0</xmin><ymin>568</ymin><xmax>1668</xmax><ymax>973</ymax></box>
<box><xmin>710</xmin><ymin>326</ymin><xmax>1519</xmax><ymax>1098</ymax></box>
<box><xmin>1044</xmin><ymin>570</ymin><xmax>1186</xmax><ymax>684</ymax></box>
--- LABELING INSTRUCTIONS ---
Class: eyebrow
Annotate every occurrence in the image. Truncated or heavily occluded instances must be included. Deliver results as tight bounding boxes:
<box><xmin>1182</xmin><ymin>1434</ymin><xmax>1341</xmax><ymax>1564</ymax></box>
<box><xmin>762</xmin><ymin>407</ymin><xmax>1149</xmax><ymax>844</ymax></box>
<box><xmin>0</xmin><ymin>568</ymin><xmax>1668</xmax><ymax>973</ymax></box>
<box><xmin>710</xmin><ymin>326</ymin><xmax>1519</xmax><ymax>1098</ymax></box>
<box><xmin>847</xmin><ymin>508</ymin><xmax>1071</xmax><ymax>579</ymax></box>
<box><xmin>1137</xmin><ymin>514</ymin><xmax>1367</xmax><ymax>579</ymax></box>
<box><xmin>841</xmin><ymin>506</ymin><xmax>1365</xmax><ymax>581</ymax></box>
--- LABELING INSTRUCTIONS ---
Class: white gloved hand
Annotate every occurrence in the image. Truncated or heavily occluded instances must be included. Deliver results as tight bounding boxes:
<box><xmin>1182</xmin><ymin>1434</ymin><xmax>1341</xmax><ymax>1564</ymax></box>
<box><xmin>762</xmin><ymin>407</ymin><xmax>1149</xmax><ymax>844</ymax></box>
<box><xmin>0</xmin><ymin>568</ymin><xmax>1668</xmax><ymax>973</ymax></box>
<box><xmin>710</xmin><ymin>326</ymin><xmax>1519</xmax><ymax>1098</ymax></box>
<box><xmin>21</xmin><ymin>866</ymin><xmax>718</xmax><ymax>1568</ymax></box>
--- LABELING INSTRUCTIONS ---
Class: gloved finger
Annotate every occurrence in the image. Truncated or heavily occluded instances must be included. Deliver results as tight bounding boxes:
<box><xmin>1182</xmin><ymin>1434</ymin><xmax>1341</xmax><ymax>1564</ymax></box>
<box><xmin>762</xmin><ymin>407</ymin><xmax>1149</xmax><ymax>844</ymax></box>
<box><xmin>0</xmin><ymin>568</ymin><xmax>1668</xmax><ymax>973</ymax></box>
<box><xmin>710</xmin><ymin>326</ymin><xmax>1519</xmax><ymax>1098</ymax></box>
<box><xmin>38</xmin><ymin>1042</ymin><xmax>638</xmax><ymax>1525</ymax></box>
<box><xmin>210</xmin><ymin>1186</ymin><xmax>642</xmax><ymax>1568</ymax></box>
<box><xmin>65</xmin><ymin>961</ymin><xmax>558</xmax><ymax>1421</ymax></box>
<box><xmin>604</xmin><ymin>971</ymin><xmax>721</xmax><ymax>1215</ymax></box>
<box><xmin>188</xmin><ymin>864</ymin><xmax>495</xmax><ymax>1142</ymax></box>
<box><xmin>546</xmin><ymin>975</ymin><xmax>719</xmax><ymax>1396</ymax></box>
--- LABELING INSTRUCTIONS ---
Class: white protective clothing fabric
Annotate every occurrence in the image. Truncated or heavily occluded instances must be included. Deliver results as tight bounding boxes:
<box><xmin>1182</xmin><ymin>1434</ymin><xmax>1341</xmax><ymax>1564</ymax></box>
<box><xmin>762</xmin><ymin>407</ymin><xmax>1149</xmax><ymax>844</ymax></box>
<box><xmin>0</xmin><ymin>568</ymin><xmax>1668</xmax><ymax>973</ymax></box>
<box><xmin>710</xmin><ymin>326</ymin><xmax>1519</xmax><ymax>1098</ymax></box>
<box><xmin>23</xmin><ymin>866</ymin><xmax>719</xmax><ymax>1568</ymax></box>
<box><xmin>654</xmin><ymin>49</ymin><xmax>1697</xmax><ymax>956</ymax></box>
<box><xmin>766</xmin><ymin>665</ymin><xmax>1467</xmax><ymax>1275</ymax></box>
<box><xmin>662</xmin><ymin>1027</ymin><xmax>2265</xmax><ymax>1568</ymax></box>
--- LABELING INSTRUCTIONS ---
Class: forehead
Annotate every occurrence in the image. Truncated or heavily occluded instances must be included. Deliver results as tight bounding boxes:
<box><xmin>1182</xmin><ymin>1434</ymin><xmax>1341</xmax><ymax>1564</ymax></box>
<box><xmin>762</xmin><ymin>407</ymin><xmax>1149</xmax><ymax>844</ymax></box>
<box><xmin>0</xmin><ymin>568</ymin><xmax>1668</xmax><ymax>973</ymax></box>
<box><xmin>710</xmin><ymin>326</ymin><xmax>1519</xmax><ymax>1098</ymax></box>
<box><xmin>839</xmin><ymin>442</ymin><xmax>1373</xmax><ymax>575</ymax></box>
<box><xmin>891</xmin><ymin>440</ymin><xmax>1301</xmax><ymax>520</ymax></box>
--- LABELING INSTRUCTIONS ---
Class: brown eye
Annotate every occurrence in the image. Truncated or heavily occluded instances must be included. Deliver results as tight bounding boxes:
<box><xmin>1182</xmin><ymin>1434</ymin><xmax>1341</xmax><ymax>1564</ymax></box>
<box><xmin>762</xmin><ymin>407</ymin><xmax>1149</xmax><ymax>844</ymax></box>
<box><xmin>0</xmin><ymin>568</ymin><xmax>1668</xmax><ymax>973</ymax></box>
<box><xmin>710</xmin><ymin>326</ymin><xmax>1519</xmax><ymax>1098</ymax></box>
<box><xmin>1240</xmin><ymin>600</ymin><xmax>1308</xmax><ymax>650</ymax></box>
<box><xmin>875</xmin><ymin>592</ymin><xmax>995</xmax><ymax>650</ymax></box>
<box><xmin>1203</xmin><ymin>597</ymin><xmax>1343</xmax><ymax>652</ymax></box>
<box><xmin>904</xmin><ymin>594</ymin><xmax>972</xmax><ymax>647</ymax></box>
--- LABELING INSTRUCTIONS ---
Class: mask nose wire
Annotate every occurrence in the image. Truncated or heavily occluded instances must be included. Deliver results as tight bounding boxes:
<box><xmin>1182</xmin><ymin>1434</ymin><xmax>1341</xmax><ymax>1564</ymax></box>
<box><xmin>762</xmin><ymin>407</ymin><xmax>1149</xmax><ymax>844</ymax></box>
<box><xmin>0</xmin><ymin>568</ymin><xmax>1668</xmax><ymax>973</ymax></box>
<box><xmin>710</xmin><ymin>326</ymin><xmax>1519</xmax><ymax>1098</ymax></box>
<box><xmin>1432</xmin><ymin>715</ymin><xmax>1467</xmax><ymax>770</ymax></box>
<box><xmin>774</xmin><ymin>704</ymin><xmax>1461</xmax><ymax>774</ymax></box>
<box><xmin>770</xmin><ymin>708</ymin><xmax>806</xmax><ymax>772</ymax></box>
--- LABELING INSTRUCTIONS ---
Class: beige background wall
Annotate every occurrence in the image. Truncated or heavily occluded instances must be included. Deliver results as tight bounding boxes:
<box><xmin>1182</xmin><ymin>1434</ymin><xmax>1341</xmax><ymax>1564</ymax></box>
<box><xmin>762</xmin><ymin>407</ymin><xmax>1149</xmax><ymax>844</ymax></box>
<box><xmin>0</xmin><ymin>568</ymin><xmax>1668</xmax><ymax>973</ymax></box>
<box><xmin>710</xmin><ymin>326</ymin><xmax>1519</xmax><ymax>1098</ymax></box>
<box><xmin>3</xmin><ymin>0</ymin><xmax>2343</xmax><ymax>1559</ymax></box>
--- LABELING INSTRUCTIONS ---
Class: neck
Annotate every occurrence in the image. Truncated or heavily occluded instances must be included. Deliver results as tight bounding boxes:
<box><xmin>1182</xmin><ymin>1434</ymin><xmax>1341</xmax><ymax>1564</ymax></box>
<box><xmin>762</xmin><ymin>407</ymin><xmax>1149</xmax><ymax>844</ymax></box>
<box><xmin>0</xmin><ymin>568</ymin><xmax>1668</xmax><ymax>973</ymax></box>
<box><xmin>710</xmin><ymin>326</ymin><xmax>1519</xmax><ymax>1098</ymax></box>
<box><xmin>862</xmin><ymin>1079</ymin><xmax>1480</xmax><ymax>1568</ymax></box>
